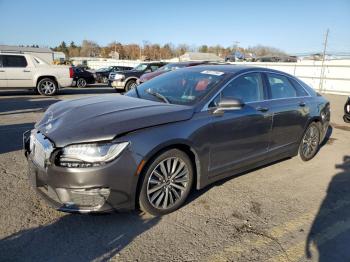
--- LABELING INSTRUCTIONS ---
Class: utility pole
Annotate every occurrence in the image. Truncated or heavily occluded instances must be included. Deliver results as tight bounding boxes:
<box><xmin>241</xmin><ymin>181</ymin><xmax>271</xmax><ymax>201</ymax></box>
<box><xmin>319</xmin><ymin>29</ymin><xmax>329</xmax><ymax>92</ymax></box>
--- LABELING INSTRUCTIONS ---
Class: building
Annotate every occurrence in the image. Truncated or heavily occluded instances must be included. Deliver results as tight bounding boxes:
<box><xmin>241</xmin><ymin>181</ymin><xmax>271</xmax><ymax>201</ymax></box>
<box><xmin>0</xmin><ymin>45</ymin><xmax>55</xmax><ymax>63</ymax></box>
<box><xmin>53</xmin><ymin>51</ymin><xmax>66</xmax><ymax>62</ymax></box>
<box><xmin>179</xmin><ymin>52</ymin><xmax>224</xmax><ymax>62</ymax></box>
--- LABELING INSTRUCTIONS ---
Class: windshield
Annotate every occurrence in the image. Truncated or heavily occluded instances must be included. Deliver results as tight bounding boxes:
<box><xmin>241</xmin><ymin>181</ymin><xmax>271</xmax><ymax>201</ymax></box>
<box><xmin>126</xmin><ymin>69</ymin><xmax>227</xmax><ymax>105</ymax></box>
<box><xmin>133</xmin><ymin>63</ymin><xmax>148</xmax><ymax>71</ymax></box>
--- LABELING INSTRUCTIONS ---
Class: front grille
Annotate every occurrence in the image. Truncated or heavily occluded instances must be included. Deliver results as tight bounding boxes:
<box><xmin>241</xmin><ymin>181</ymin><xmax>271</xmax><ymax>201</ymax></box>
<box><xmin>39</xmin><ymin>186</ymin><xmax>110</xmax><ymax>210</ymax></box>
<box><xmin>109</xmin><ymin>72</ymin><xmax>116</xmax><ymax>80</ymax></box>
<box><xmin>69</xmin><ymin>188</ymin><xmax>110</xmax><ymax>208</ymax></box>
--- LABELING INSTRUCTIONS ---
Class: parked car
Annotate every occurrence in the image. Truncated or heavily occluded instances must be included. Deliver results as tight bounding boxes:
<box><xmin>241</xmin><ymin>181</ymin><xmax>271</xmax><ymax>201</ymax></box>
<box><xmin>138</xmin><ymin>61</ymin><xmax>208</xmax><ymax>84</ymax></box>
<box><xmin>344</xmin><ymin>96</ymin><xmax>350</xmax><ymax>123</ymax></box>
<box><xmin>72</xmin><ymin>67</ymin><xmax>96</xmax><ymax>88</ymax></box>
<box><xmin>0</xmin><ymin>52</ymin><xmax>73</xmax><ymax>96</ymax></box>
<box><xmin>109</xmin><ymin>62</ymin><xmax>167</xmax><ymax>91</ymax></box>
<box><xmin>24</xmin><ymin>65</ymin><xmax>330</xmax><ymax>216</ymax></box>
<box><xmin>95</xmin><ymin>66</ymin><xmax>133</xmax><ymax>84</ymax></box>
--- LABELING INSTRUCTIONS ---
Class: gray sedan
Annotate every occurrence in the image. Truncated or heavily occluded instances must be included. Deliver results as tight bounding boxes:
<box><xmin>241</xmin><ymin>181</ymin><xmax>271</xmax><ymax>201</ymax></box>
<box><xmin>24</xmin><ymin>65</ymin><xmax>330</xmax><ymax>216</ymax></box>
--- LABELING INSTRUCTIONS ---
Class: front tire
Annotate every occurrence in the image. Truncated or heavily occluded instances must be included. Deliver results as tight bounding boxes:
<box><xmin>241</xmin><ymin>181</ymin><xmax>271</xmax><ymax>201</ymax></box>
<box><xmin>37</xmin><ymin>78</ymin><xmax>58</xmax><ymax>96</ymax></box>
<box><xmin>299</xmin><ymin>122</ymin><xmax>321</xmax><ymax>161</ymax></box>
<box><xmin>139</xmin><ymin>149</ymin><xmax>194</xmax><ymax>216</ymax></box>
<box><xmin>125</xmin><ymin>80</ymin><xmax>137</xmax><ymax>92</ymax></box>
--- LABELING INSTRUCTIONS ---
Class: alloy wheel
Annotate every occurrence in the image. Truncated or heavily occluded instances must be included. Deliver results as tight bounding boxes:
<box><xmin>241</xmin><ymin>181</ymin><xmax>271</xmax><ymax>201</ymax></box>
<box><xmin>301</xmin><ymin>125</ymin><xmax>320</xmax><ymax>158</ymax></box>
<box><xmin>77</xmin><ymin>78</ymin><xmax>87</xmax><ymax>88</ymax></box>
<box><xmin>146</xmin><ymin>157</ymin><xmax>190</xmax><ymax>210</ymax></box>
<box><xmin>39</xmin><ymin>81</ymin><xmax>56</xmax><ymax>95</ymax></box>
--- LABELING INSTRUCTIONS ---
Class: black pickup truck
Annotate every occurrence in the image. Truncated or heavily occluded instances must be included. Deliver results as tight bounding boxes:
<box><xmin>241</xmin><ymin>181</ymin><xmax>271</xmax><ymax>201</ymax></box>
<box><xmin>108</xmin><ymin>62</ymin><xmax>167</xmax><ymax>91</ymax></box>
<box><xmin>95</xmin><ymin>66</ymin><xmax>133</xmax><ymax>84</ymax></box>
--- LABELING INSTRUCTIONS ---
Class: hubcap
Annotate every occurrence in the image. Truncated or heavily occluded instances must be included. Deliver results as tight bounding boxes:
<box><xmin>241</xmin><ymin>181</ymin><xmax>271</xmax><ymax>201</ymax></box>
<box><xmin>147</xmin><ymin>157</ymin><xmax>189</xmax><ymax>210</ymax></box>
<box><xmin>302</xmin><ymin>126</ymin><xmax>319</xmax><ymax>158</ymax></box>
<box><xmin>40</xmin><ymin>81</ymin><xmax>55</xmax><ymax>95</ymax></box>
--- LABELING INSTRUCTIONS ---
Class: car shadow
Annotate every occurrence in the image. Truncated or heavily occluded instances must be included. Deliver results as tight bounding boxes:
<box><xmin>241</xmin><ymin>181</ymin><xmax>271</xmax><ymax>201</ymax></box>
<box><xmin>0</xmin><ymin>87</ymin><xmax>116</xmax><ymax>97</ymax></box>
<box><xmin>305</xmin><ymin>155</ymin><xmax>350</xmax><ymax>261</ymax></box>
<box><xmin>0</xmin><ymin>212</ymin><xmax>160</xmax><ymax>261</ymax></box>
<box><xmin>58</xmin><ymin>87</ymin><xmax>116</xmax><ymax>95</ymax></box>
<box><xmin>0</xmin><ymin>123</ymin><xmax>35</xmax><ymax>154</ymax></box>
<box><xmin>0</xmin><ymin>96</ymin><xmax>59</xmax><ymax>114</ymax></box>
<box><xmin>185</xmin><ymin>156</ymin><xmax>291</xmax><ymax>207</ymax></box>
<box><xmin>319</xmin><ymin>125</ymin><xmax>333</xmax><ymax>148</ymax></box>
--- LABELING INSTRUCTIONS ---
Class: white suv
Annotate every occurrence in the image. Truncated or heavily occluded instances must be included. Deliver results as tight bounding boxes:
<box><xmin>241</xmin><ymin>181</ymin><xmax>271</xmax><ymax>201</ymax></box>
<box><xmin>0</xmin><ymin>53</ymin><xmax>73</xmax><ymax>96</ymax></box>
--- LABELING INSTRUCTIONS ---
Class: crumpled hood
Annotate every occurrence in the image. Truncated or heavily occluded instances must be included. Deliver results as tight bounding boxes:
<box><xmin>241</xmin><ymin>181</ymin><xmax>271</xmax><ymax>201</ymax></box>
<box><xmin>36</xmin><ymin>95</ymin><xmax>194</xmax><ymax>147</ymax></box>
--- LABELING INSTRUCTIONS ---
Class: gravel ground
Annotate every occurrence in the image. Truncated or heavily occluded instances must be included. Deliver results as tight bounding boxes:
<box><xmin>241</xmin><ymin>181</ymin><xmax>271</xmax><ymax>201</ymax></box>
<box><xmin>0</xmin><ymin>87</ymin><xmax>349</xmax><ymax>262</ymax></box>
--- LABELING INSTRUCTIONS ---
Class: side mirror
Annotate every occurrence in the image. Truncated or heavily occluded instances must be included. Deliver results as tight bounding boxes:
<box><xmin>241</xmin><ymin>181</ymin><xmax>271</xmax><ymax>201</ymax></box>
<box><xmin>213</xmin><ymin>97</ymin><xmax>244</xmax><ymax>114</ymax></box>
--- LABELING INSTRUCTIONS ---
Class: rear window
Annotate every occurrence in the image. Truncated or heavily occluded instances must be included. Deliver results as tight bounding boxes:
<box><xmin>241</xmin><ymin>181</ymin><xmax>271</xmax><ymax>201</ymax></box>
<box><xmin>288</xmin><ymin>77</ymin><xmax>309</xmax><ymax>97</ymax></box>
<box><xmin>3</xmin><ymin>55</ymin><xmax>28</xmax><ymax>67</ymax></box>
<box><xmin>267</xmin><ymin>73</ymin><xmax>297</xmax><ymax>99</ymax></box>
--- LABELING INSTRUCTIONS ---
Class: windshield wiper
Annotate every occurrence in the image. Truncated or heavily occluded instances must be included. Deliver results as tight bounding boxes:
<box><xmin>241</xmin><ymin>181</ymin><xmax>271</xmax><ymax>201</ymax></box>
<box><xmin>145</xmin><ymin>89</ymin><xmax>170</xmax><ymax>104</ymax></box>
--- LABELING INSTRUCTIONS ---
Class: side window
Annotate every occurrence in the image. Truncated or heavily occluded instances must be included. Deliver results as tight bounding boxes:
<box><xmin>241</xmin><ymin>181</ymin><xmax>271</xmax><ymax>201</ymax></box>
<box><xmin>0</xmin><ymin>56</ymin><xmax>3</xmax><ymax>67</ymax></box>
<box><xmin>267</xmin><ymin>73</ymin><xmax>297</xmax><ymax>99</ymax></box>
<box><xmin>289</xmin><ymin>77</ymin><xmax>309</xmax><ymax>97</ymax></box>
<box><xmin>150</xmin><ymin>65</ymin><xmax>160</xmax><ymax>71</ymax></box>
<box><xmin>3</xmin><ymin>55</ymin><xmax>28</xmax><ymax>68</ymax></box>
<box><xmin>221</xmin><ymin>73</ymin><xmax>264</xmax><ymax>103</ymax></box>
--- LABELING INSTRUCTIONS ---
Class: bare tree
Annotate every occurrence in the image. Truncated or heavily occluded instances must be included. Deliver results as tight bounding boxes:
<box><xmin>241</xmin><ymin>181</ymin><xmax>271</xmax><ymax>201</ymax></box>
<box><xmin>80</xmin><ymin>40</ymin><xmax>100</xmax><ymax>57</ymax></box>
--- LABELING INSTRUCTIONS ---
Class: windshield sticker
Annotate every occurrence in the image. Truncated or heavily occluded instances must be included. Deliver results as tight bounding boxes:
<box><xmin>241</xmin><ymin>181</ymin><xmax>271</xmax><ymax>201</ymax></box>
<box><xmin>200</xmin><ymin>70</ymin><xmax>224</xmax><ymax>76</ymax></box>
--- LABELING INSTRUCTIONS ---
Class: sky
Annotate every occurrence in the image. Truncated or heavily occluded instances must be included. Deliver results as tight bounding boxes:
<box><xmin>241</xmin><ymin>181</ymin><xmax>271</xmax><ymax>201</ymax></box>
<box><xmin>0</xmin><ymin>0</ymin><xmax>349</xmax><ymax>54</ymax></box>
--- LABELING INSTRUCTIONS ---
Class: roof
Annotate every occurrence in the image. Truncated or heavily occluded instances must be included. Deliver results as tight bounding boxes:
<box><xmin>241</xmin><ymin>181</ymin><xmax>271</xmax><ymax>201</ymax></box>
<box><xmin>180</xmin><ymin>52</ymin><xmax>224</xmax><ymax>62</ymax></box>
<box><xmin>0</xmin><ymin>45</ymin><xmax>53</xmax><ymax>53</ymax></box>
<box><xmin>184</xmin><ymin>64</ymin><xmax>263</xmax><ymax>74</ymax></box>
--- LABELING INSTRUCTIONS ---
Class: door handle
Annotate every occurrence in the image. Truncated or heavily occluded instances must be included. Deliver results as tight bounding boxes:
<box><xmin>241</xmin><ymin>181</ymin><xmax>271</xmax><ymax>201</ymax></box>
<box><xmin>299</xmin><ymin>101</ymin><xmax>306</xmax><ymax>107</ymax></box>
<box><xmin>23</xmin><ymin>70</ymin><xmax>31</xmax><ymax>72</ymax></box>
<box><xmin>256</xmin><ymin>107</ymin><xmax>269</xmax><ymax>112</ymax></box>
<box><xmin>0</xmin><ymin>70</ymin><xmax>4</xmax><ymax>72</ymax></box>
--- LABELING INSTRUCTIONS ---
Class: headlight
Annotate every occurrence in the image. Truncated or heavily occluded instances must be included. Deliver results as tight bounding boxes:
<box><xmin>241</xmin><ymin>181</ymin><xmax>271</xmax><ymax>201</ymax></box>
<box><xmin>114</xmin><ymin>74</ymin><xmax>125</xmax><ymax>81</ymax></box>
<box><xmin>58</xmin><ymin>142</ymin><xmax>129</xmax><ymax>167</ymax></box>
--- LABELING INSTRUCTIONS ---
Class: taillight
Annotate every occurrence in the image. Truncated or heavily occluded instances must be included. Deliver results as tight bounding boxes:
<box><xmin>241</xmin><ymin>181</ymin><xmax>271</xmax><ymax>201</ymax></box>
<box><xmin>69</xmin><ymin>67</ymin><xmax>74</xmax><ymax>78</ymax></box>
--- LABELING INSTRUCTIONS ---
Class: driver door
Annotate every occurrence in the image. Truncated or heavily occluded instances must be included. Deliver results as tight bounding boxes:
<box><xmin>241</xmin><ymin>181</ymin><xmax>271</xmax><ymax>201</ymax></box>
<box><xmin>208</xmin><ymin>72</ymin><xmax>272</xmax><ymax>177</ymax></box>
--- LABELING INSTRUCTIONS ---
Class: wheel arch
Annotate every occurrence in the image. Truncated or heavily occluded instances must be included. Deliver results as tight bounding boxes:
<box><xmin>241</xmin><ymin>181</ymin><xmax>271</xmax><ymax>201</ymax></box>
<box><xmin>134</xmin><ymin>141</ymin><xmax>201</xmax><ymax>208</ymax></box>
<box><xmin>36</xmin><ymin>75</ymin><xmax>58</xmax><ymax>88</ymax></box>
<box><xmin>124</xmin><ymin>77</ymin><xmax>138</xmax><ymax>86</ymax></box>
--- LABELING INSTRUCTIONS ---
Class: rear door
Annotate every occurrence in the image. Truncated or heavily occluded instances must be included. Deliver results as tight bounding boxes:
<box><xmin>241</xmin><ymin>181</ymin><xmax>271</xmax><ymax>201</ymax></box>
<box><xmin>264</xmin><ymin>72</ymin><xmax>310</xmax><ymax>151</ymax></box>
<box><xmin>0</xmin><ymin>56</ymin><xmax>7</xmax><ymax>87</ymax></box>
<box><xmin>3</xmin><ymin>55</ymin><xmax>34</xmax><ymax>88</ymax></box>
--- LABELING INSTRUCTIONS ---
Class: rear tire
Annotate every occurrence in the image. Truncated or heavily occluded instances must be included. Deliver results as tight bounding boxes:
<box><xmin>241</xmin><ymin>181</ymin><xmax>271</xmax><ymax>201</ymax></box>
<box><xmin>76</xmin><ymin>78</ymin><xmax>87</xmax><ymax>88</ymax></box>
<box><xmin>299</xmin><ymin>122</ymin><xmax>321</xmax><ymax>161</ymax></box>
<box><xmin>36</xmin><ymin>78</ymin><xmax>58</xmax><ymax>96</ymax></box>
<box><xmin>102</xmin><ymin>76</ymin><xmax>108</xmax><ymax>84</ymax></box>
<box><xmin>139</xmin><ymin>149</ymin><xmax>194</xmax><ymax>216</ymax></box>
